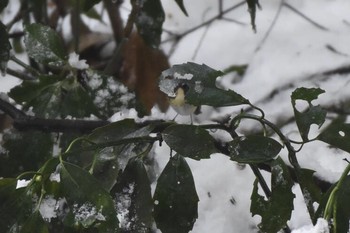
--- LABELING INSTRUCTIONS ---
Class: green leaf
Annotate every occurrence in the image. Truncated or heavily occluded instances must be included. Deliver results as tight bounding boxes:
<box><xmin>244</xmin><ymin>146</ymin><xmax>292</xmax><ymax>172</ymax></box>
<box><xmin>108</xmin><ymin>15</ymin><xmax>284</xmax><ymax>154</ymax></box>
<box><xmin>0</xmin><ymin>179</ymin><xmax>35</xmax><ymax>232</ymax></box>
<box><xmin>153</xmin><ymin>154</ymin><xmax>199</xmax><ymax>233</ymax></box>
<box><xmin>174</xmin><ymin>0</ymin><xmax>188</xmax><ymax>16</ymax></box>
<box><xmin>20</xmin><ymin>211</ymin><xmax>49</xmax><ymax>233</ymax></box>
<box><xmin>291</xmin><ymin>87</ymin><xmax>326</xmax><ymax>141</ymax></box>
<box><xmin>112</xmin><ymin>157</ymin><xmax>153</xmax><ymax>232</ymax></box>
<box><xmin>133</xmin><ymin>0</ymin><xmax>165</xmax><ymax>48</ymax></box>
<box><xmin>0</xmin><ymin>130</ymin><xmax>53</xmax><ymax>177</ymax></box>
<box><xmin>10</xmin><ymin>75</ymin><xmax>98</xmax><ymax>118</ymax></box>
<box><xmin>318</xmin><ymin>116</ymin><xmax>350</xmax><ymax>153</ymax></box>
<box><xmin>162</xmin><ymin>124</ymin><xmax>218</xmax><ymax>160</ymax></box>
<box><xmin>86</xmin><ymin>119</ymin><xmax>155</xmax><ymax>190</ymax></box>
<box><xmin>229</xmin><ymin>135</ymin><xmax>282</xmax><ymax>163</ymax></box>
<box><xmin>333</xmin><ymin>176</ymin><xmax>350</xmax><ymax>233</ymax></box>
<box><xmin>0</xmin><ymin>22</ymin><xmax>11</xmax><ymax>76</ymax></box>
<box><xmin>159</xmin><ymin>62</ymin><xmax>249</xmax><ymax>107</ymax></box>
<box><xmin>251</xmin><ymin>157</ymin><xmax>295</xmax><ymax>233</ymax></box>
<box><xmin>24</xmin><ymin>23</ymin><xmax>67</xmax><ymax>66</ymax></box>
<box><xmin>246</xmin><ymin>0</ymin><xmax>261</xmax><ymax>32</ymax></box>
<box><xmin>60</xmin><ymin>162</ymin><xmax>119</xmax><ymax>232</ymax></box>
<box><xmin>298</xmin><ymin>168</ymin><xmax>323</xmax><ymax>209</ymax></box>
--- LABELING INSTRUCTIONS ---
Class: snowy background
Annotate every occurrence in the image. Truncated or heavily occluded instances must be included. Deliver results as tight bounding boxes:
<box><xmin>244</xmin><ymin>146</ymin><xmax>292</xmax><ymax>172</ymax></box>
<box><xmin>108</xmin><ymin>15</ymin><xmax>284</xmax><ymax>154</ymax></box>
<box><xmin>2</xmin><ymin>0</ymin><xmax>350</xmax><ymax>232</ymax></box>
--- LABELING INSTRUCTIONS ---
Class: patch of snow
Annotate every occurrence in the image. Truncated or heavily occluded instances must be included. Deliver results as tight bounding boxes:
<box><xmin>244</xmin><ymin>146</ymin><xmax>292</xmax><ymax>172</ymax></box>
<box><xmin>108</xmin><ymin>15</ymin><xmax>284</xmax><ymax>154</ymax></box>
<box><xmin>68</xmin><ymin>52</ymin><xmax>89</xmax><ymax>70</ymax></box>
<box><xmin>292</xmin><ymin>218</ymin><xmax>329</xmax><ymax>233</ymax></box>
<box><xmin>16</xmin><ymin>179</ymin><xmax>30</xmax><ymax>189</ymax></box>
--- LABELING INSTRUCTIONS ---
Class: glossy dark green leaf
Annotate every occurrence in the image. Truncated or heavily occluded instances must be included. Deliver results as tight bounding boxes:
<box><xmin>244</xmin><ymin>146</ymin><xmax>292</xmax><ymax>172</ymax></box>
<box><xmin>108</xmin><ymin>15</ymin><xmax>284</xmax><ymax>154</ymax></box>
<box><xmin>174</xmin><ymin>0</ymin><xmax>188</xmax><ymax>16</ymax></box>
<box><xmin>0</xmin><ymin>179</ymin><xmax>36</xmax><ymax>232</ymax></box>
<box><xmin>291</xmin><ymin>87</ymin><xmax>326</xmax><ymax>141</ymax></box>
<box><xmin>251</xmin><ymin>157</ymin><xmax>295</xmax><ymax>233</ymax></box>
<box><xmin>0</xmin><ymin>130</ymin><xmax>53</xmax><ymax>177</ymax></box>
<box><xmin>159</xmin><ymin>62</ymin><xmax>249</xmax><ymax>107</ymax></box>
<box><xmin>162</xmin><ymin>124</ymin><xmax>218</xmax><ymax>160</ymax></box>
<box><xmin>153</xmin><ymin>154</ymin><xmax>199</xmax><ymax>233</ymax></box>
<box><xmin>318</xmin><ymin>116</ymin><xmax>350</xmax><ymax>153</ymax></box>
<box><xmin>298</xmin><ymin>168</ymin><xmax>323</xmax><ymax>214</ymax></box>
<box><xmin>0</xmin><ymin>0</ymin><xmax>9</xmax><ymax>11</ymax></box>
<box><xmin>0</xmin><ymin>178</ymin><xmax>20</xmax><ymax>230</ymax></box>
<box><xmin>133</xmin><ymin>0</ymin><xmax>165</xmax><ymax>48</ymax></box>
<box><xmin>246</xmin><ymin>0</ymin><xmax>261</xmax><ymax>32</ymax></box>
<box><xmin>60</xmin><ymin>162</ymin><xmax>119</xmax><ymax>232</ymax></box>
<box><xmin>20</xmin><ymin>211</ymin><xmax>49</xmax><ymax>233</ymax></box>
<box><xmin>112</xmin><ymin>157</ymin><xmax>153</xmax><ymax>232</ymax></box>
<box><xmin>10</xmin><ymin>75</ymin><xmax>98</xmax><ymax>118</ymax></box>
<box><xmin>0</xmin><ymin>22</ymin><xmax>11</xmax><ymax>75</ymax></box>
<box><xmin>24</xmin><ymin>23</ymin><xmax>67</xmax><ymax>66</ymax></box>
<box><xmin>229</xmin><ymin>135</ymin><xmax>282</xmax><ymax>163</ymax></box>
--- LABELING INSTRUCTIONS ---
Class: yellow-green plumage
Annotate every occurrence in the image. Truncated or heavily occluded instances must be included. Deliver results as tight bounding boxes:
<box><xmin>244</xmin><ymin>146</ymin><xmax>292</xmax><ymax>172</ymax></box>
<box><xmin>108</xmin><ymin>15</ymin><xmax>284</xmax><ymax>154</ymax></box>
<box><xmin>169</xmin><ymin>87</ymin><xmax>197</xmax><ymax>115</ymax></box>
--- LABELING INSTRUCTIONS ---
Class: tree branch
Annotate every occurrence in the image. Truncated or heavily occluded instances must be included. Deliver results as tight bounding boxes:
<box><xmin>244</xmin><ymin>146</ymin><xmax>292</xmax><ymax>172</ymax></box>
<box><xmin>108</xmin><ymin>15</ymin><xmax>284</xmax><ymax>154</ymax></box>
<box><xmin>0</xmin><ymin>98</ymin><xmax>109</xmax><ymax>133</ymax></box>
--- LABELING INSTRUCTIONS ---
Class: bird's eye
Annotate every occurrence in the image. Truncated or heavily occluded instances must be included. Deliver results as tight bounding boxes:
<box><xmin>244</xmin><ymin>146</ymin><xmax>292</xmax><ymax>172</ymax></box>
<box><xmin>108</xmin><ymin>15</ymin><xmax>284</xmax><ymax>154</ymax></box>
<box><xmin>174</xmin><ymin>83</ymin><xmax>190</xmax><ymax>93</ymax></box>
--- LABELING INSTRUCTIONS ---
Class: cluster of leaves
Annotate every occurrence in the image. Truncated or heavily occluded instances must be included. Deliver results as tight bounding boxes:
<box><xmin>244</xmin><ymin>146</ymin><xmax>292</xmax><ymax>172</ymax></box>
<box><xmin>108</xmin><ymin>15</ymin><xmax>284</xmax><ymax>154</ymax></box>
<box><xmin>1</xmin><ymin>1</ymin><xmax>350</xmax><ymax>233</ymax></box>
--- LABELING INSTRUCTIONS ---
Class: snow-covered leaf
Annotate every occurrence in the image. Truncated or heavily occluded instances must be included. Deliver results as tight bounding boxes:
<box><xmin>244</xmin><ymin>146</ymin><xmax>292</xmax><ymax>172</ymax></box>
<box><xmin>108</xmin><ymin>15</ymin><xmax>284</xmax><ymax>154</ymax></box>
<box><xmin>24</xmin><ymin>23</ymin><xmax>67</xmax><ymax>66</ymax></box>
<box><xmin>251</xmin><ymin>157</ymin><xmax>295</xmax><ymax>233</ymax></box>
<box><xmin>162</xmin><ymin>124</ymin><xmax>218</xmax><ymax>160</ymax></box>
<box><xmin>229</xmin><ymin>135</ymin><xmax>282</xmax><ymax>163</ymax></box>
<box><xmin>159</xmin><ymin>62</ymin><xmax>249</xmax><ymax>107</ymax></box>
<box><xmin>85</xmin><ymin>70</ymin><xmax>136</xmax><ymax>118</ymax></box>
<box><xmin>0</xmin><ymin>22</ymin><xmax>11</xmax><ymax>76</ymax></box>
<box><xmin>60</xmin><ymin>162</ymin><xmax>119</xmax><ymax>232</ymax></box>
<box><xmin>291</xmin><ymin>87</ymin><xmax>326</xmax><ymax>142</ymax></box>
<box><xmin>153</xmin><ymin>154</ymin><xmax>199</xmax><ymax>233</ymax></box>
<box><xmin>318</xmin><ymin>116</ymin><xmax>350</xmax><ymax>154</ymax></box>
<box><xmin>112</xmin><ymin>157</ymin><xmax>153</xmax><ymax>232</ymax></box>
<box><xmin>133</xmin><ymin>0</ymin><xmax>165</xmax><ymax>48</ymax></box>
<box><xmin>86</xmin><ymin>119</ymin><xmax>154</xmax><ymax>190</ymax></box>
<box><xmin>9</xmin><ymin>75</ymin><xmax>98</xmax><ymax>118</ymax></box>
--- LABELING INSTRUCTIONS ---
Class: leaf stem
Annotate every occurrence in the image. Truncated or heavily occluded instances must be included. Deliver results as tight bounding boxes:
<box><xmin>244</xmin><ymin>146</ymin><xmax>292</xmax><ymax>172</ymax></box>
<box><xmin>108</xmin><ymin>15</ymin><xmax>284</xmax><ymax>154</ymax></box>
<box><xmin>10</xmin><ymin>55</ymin><xmax>41</xmax><ymax>76</ymax></box>
<box><xmin>323</xmin><ymin>162</ymin><xmax>350</xmax><ymax>221</ymax></box>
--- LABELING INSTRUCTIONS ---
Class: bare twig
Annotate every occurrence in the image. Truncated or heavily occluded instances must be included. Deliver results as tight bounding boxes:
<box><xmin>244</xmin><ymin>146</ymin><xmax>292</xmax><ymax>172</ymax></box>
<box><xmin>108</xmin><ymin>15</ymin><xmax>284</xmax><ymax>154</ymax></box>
<box><xmin>284</xmin><ymin>3</ymin><xmax>329</xmax><ymax>31</ymax></box>
<box><xmin>6</xmin><ymin>68</ymin><xmax>37</xmax><ymax>81</ymax></box>
<box><xmin>255</xmin><ymin>0</ymin><xmax>284</xmax><ymax>52</ymax></box>
<box><xmin>162</xmin><ymin>1</ymin><xmax>246</xmax><ymax>44</ymax></box>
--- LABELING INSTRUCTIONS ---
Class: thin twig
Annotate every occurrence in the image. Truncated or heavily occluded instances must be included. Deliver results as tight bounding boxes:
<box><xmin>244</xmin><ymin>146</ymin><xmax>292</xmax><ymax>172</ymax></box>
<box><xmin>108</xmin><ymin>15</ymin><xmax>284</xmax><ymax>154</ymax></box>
<box><xmin>255</xmin><ymin>0</ymin><xmax>284</xmax><ymax>52</ymax></box>
<box><xmin>283</xmin><ymin>3</ymin><xmax>329</xmax><ymax>31</ymax></box>
<box><xmin>6</xmin><ymin>68</ymin><xmax>37</xmax><ymax>81</ymax></box>
<box><xmin>162</xmin><ymin>1</ymin><xmax>246</xmax><ymax>44</ymax></box>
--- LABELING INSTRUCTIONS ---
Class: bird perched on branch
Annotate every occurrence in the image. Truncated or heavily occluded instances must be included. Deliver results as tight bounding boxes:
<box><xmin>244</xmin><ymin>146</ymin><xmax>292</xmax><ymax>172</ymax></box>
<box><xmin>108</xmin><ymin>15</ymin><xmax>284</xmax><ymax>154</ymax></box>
<box><xmin>169</xmin><ymin>83</ymin><xmax>198</xmax><ymax>123</ymax></box>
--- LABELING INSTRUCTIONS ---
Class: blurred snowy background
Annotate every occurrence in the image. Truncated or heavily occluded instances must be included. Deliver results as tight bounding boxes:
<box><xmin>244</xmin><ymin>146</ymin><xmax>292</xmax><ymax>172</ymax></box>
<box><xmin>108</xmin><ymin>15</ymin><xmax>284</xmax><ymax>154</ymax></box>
<box><xmin>2</xmin><ymin>0</ymin><xmax>350</xmax><ymax>232</ymax></box>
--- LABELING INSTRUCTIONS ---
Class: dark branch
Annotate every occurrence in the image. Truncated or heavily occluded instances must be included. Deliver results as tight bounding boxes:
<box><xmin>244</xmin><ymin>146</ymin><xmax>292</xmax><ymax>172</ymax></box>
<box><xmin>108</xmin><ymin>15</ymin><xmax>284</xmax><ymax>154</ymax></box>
<box><xmin>0</xmin><ymin>98</ymin><xmax>109</xmax><ymax>133</ymax></box>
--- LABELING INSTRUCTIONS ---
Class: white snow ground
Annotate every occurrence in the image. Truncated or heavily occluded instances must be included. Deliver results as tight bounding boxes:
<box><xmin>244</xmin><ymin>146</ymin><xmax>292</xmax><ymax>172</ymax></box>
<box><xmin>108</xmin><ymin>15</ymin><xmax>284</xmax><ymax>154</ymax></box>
<box><xmin>2</xmin><ymin>0</ymin><xmax>350</xmax><ymax>232</ymax></box>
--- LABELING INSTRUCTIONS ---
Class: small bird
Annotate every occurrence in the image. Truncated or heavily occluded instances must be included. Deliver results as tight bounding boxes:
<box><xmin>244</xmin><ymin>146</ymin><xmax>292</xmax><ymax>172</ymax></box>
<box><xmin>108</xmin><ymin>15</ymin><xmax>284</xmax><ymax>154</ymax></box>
<box><xmin>169</xmin><ymin>83</ymin><xmax>197</xmax><ymax>122</ymax></box>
